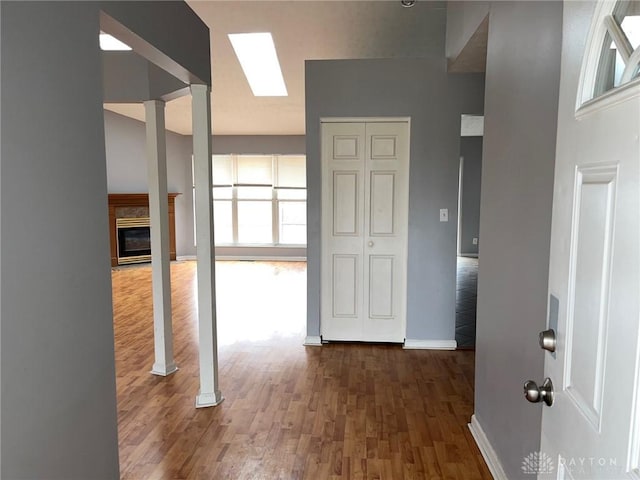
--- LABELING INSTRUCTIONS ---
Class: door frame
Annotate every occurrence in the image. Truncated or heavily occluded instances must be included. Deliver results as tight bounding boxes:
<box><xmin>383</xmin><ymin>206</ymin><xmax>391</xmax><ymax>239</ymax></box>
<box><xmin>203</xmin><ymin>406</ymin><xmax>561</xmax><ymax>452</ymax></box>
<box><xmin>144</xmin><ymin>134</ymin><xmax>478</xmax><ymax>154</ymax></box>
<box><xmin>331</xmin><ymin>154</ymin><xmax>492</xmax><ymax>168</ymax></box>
<box><xmin>319</xmin><ymin>116</ymin><xmax>411</xmax><ymax>342</ymax></box>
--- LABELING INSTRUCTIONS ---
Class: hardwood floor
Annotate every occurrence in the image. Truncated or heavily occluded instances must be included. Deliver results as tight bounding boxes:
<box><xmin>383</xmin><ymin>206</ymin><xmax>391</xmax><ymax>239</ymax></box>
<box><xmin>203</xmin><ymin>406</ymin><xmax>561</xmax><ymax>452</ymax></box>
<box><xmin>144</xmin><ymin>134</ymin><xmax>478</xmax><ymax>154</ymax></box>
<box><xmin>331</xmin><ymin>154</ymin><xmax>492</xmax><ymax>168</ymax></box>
<box><xmin>112</xmin><ymin>261</ymin><xmax>491</xmax><ymax>479</ymax></box>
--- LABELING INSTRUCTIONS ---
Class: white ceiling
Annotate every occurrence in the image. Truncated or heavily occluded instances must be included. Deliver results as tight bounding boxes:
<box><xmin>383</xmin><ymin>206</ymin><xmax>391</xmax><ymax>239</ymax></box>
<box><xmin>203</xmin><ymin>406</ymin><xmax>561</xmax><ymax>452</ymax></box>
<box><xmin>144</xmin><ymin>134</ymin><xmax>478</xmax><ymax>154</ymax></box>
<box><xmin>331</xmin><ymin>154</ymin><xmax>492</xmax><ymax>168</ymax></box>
<box><xmin>104</xmin><ymin>1</ymin><xmax>446</xmax><ymax>136</ymax></box>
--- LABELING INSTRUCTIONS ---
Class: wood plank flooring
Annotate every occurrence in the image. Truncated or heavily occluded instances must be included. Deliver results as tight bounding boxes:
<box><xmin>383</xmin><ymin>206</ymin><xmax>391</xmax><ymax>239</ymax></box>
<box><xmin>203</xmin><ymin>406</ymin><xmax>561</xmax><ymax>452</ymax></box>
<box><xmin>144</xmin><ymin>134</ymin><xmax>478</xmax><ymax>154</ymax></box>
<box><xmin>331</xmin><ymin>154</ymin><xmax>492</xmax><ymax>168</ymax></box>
<box><xmin>111</xmin><ymin>261</ymin><xmax>491</xmax><ymax>480</ymax></box>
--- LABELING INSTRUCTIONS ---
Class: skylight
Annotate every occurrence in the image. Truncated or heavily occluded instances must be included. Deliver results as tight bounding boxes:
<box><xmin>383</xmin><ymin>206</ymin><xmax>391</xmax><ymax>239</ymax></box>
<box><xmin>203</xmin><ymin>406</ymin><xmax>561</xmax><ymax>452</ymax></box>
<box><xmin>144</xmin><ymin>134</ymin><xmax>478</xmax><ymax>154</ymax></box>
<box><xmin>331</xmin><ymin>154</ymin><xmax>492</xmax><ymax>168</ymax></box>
<box><xmin>228</xmin><ymin>33</ymin><xmax>288</xmax><ymax>97</ymax></box>
<box><xmin>99</xmin><ymin>33</ymin><xmax>132</xmax><ymax>51</ymax></box>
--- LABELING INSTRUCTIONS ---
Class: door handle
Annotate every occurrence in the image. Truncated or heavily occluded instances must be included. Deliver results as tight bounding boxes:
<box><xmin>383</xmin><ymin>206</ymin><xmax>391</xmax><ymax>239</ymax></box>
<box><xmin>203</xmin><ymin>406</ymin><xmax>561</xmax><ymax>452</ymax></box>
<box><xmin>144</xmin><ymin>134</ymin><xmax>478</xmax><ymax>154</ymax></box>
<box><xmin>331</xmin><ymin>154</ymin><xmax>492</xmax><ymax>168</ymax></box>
<box><xmin>524</xmin><ymin>378</ymin><xmax>554</xmax><ymax>406</ymax></box>
<box><xmin>539</xmin><ymin>329</ymin><xmax>556</xmax><ymax>352</ymax></box>
<box><xmin>368</xmin><ymin>241</ymin><xmax>374</xmax><ymax>247</ymax></box>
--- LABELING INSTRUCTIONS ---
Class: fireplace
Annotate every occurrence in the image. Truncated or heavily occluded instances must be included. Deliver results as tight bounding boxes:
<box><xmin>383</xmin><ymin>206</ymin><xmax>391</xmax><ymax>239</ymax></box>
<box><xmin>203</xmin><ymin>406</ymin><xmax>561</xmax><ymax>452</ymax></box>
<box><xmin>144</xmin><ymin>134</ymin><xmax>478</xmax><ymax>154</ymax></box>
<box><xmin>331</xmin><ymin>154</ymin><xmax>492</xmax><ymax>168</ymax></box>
<box><xmin>108</xmin><ymin>193</ymin><xmax>179</xmax><ymax>267</ymax></box>
<box><xmin>116</xmin><ymin>217</ymin><xmax>151</xmax><ymax>264</ymax></box>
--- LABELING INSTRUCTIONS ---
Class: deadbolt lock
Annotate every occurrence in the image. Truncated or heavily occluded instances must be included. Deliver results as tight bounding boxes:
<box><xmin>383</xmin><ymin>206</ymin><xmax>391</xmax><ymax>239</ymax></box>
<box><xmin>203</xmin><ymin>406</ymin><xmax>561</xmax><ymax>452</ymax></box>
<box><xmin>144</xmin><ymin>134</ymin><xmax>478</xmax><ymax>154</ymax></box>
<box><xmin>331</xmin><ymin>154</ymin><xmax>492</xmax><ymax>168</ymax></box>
<box><xmin>539</xmin><ymin>329</ymin><xmax>556</xmax><ymax>353</ymax></box>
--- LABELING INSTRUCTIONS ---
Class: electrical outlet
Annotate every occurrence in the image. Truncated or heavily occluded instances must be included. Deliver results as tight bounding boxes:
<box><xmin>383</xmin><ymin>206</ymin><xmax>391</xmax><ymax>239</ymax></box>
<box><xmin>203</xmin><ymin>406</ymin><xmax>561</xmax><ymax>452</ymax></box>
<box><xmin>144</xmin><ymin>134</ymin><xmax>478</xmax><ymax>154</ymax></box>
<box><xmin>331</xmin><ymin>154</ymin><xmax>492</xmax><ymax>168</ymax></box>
<box><xmin>472</xmin><ymin>237</ymin><xmax>478</xmax><ymax>245</ymax></box>
<box><xmin>439</xmin><ymin>208</ymin><xmax>448</xmax><ymax>222</ymax></box>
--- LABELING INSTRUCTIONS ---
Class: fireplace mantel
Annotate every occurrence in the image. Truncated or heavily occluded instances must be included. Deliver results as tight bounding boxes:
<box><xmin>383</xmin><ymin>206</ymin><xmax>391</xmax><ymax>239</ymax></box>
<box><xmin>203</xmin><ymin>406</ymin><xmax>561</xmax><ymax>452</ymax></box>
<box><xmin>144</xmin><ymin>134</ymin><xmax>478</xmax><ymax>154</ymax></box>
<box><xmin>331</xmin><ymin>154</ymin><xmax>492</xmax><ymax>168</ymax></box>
<box><xmin>108</xmin><ymin>193</ymin><xmax>179</xmax><ymax>267</ymax></box>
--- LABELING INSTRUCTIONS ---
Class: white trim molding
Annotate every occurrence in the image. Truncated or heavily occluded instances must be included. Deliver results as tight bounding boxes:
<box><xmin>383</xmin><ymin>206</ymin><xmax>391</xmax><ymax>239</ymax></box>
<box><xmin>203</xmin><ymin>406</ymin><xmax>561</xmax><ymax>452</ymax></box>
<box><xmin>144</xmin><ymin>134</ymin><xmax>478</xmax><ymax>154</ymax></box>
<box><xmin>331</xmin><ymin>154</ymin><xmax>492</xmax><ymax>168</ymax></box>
<box><xmin>403</xmin><ymin>339</ymin><xmax>457</xmax><ymax>350</ymax></box>
<box><xmin>320</xmin><ymin>116</ymin><xmax>411</xmax><ymax>124</ymax></box>
<box><xmin>150</xmin><ymin>362</ymin><xmax>178</xmax><ymax>377</ymax></box>
<box><xmin>195</xmin><ymin>391</ymin><xmax>224</xmax><ymax>409</ymax></box>
<box><xmin>468</xmin><ymin>414</ymin><xmax>508</xmax><ymax>480</ymax></box>
<box><xmin>303</xmin><ymin>335</ymin><xmax>322</xmax><ymax>346</ymax></box>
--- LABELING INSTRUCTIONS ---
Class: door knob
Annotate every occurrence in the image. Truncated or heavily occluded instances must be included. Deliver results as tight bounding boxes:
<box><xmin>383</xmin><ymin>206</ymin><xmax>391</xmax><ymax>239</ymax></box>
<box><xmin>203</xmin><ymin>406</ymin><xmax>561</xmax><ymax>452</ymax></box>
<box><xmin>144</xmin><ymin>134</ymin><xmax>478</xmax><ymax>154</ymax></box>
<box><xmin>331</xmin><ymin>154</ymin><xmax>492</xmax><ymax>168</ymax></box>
<box><xmin>524</xmin><ymin>378</ymin><xmax>554</xmax><ymax>406</ymax></box>
<box><xmin>368</xmin><ymin>241</ymin><xmax>374</xmax><ymax>247</ymax></box>
<box><xmin>539</xmin><ymin>329</ymin><xmax>556</xmax><ymax>352</ymax></box>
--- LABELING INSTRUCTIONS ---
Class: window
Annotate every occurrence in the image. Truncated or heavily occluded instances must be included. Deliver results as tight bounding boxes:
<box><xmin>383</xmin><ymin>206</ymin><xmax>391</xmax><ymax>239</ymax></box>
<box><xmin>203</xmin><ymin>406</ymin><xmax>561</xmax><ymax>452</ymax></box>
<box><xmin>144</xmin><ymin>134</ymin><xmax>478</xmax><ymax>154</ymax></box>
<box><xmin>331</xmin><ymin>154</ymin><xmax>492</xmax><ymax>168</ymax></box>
<box><xmin>583</xmin><ymin>0</ymin><xmax>640</xmax><ymax>103</ymax></box>
<box><xmin>203</xmin><ymin>154</ymin><xmax>306</xmax><ymax>246</ymax></box>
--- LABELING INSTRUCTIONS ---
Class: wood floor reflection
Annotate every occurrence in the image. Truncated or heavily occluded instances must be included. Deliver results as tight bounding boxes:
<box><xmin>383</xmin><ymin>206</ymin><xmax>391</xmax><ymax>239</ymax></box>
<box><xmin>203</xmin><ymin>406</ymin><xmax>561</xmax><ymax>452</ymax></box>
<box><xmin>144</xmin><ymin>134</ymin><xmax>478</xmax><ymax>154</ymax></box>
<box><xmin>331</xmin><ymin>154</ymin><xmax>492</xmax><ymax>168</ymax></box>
<box><xmin>112</xmin><ymin>260</ymin><xmax>490</xmax><ymax>479</ymax></box>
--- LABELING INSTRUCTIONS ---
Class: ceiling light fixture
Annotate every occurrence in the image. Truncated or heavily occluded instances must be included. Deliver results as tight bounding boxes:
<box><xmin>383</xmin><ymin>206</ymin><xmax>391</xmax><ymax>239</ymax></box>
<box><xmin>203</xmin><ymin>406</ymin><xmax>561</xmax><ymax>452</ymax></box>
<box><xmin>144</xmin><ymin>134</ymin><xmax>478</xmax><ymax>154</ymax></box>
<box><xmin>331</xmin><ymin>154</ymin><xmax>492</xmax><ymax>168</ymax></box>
<box><xmin>99</xmin><ymin>33</ymin><xmax>132</xmax><ymax>51</ymax></box>
<box><xmin>401</xmin><ymin>0</ymin><xmax>416</xmax><ymax>7</ymax></box>
<box><xmin>228</xmin><ymin>32</ymin><xmax>288</xmax><ymax>97</ymax></box>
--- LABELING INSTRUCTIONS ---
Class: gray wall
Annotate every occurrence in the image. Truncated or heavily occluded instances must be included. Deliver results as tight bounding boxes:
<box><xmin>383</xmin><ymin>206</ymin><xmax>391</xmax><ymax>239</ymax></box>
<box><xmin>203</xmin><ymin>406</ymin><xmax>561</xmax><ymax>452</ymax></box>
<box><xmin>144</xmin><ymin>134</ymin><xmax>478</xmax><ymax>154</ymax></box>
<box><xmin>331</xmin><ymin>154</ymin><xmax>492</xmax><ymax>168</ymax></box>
<box><xmin>474</xmin><ymin>2</ymin><xmax>562</xmax><ymax>478</ymax></box>
<box><xmin>1</xmin><ymin>1</ymin><xmax>210</xmax><ymax>478</ymax></box>
<box><xmin>104</xmin><ymin>110</ymin><xmax>195</xmax><ymax>257</ymax></box>
<box><xmin>212</xmin><ymin>135</ymin><xmax>305</xmax><ymax>155</ymax></box>
<box><xmin>105</xmin><ymin>111</ymin><xmax>307</xmax><ymax>258</ymax></box>
<box><xmin>305</xmin><ymin>56</ymin><xmax>484</xmax><ymax>341</ymax></box>
<box><xmin>102</xmin><ymin>51</ymin><xmax>187</xmax><ymax>103</ymax></box>
<box><xmin>459</xmin><ymin>136</ymin><xmax>483</xmax><ymax>255</ymax></box>
<box><xmin>1</xmin><ymin>3</ymin><xmax>120</xmax><ymax>478</ymax></box>
<box><xmin>100</xmin><ymin>1</ymin><xmax>210</xmax><ymax>85</ymax></box>
<box><xmin>445</xmin><ymin>1</ymin><xmax>490</xmax><ymax>60</ymax></box>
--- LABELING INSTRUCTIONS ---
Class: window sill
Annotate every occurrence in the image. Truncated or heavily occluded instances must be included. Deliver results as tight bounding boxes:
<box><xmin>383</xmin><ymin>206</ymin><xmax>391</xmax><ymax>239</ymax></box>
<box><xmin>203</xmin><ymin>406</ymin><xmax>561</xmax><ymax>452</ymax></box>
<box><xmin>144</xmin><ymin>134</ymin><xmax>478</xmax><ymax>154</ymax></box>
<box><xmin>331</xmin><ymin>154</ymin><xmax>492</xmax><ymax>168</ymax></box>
<box><xmin>213</xmin><ymin>245</ymin><xmax>306</xmax><ymax>261</ymax></box>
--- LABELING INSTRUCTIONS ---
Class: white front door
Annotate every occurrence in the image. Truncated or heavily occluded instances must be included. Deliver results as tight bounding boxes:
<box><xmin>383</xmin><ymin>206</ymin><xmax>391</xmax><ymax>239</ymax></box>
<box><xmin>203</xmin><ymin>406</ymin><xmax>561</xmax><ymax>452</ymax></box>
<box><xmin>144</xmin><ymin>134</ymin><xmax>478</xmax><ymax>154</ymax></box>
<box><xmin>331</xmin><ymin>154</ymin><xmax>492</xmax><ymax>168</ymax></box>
<box><xmin>538</xmin><ymin>2</ymin><xmax>640</xmax><ymax>478</ymax></box>
<box><xmin>320</xmin><ymin>119</ymin><xmax>410</xmax><ymax>342</ymax></box>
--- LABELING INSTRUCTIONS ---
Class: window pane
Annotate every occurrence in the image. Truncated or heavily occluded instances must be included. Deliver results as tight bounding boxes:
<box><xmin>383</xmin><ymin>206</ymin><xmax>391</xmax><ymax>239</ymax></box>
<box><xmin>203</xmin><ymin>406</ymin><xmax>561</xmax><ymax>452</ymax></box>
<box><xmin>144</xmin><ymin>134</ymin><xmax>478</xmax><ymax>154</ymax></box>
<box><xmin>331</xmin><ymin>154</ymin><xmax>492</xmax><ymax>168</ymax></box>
<box><xmin>277</xmin><ymin>188</ymin><xmax>306</xmax><ymax>200</ymax></box>
<box><xmin>213</xmin><ymin>187</ymin><xmax>232</xmax><ymax>200</ymax></box>
<box><xmin>614</xmin><ymin>1</ymin><xmax>640</xmax><ymax>50</ymax></box>
<box><xmin>237</xmin><ymin>155</ymin><xmax>273</xmax><ymax>185</ymax></box>
<box><xmin>237</xmin><ymin>186</ymin><xmax>272</xmax><ymax>200</ymax></box>
<box><xmin>594</xmin><ymin>31</ymin><xmax>625</xmax><ymax>96</ymax></box>
<box><xmin>213</xmin><ymin>155</ymin><xmax>233</xmax><ymax>185</ymax></box>
<box><xmin>213</xmin><ymin>200</ymin><xmax>233</xmax><ymax>244</ymax></box>
<box><xmin>279</xmin><ymin>201</ymin><xmax>306</xmax><ymax>244</ymax></box>
<box><xmin>276</xmin><ymin>155</ymin><xmax>306</xmax><ymax>188</ymax></box>
<box><xmin>238</xmin><ymin>201</ymin><xmax>272</xmax><ymax>244</ymax></box>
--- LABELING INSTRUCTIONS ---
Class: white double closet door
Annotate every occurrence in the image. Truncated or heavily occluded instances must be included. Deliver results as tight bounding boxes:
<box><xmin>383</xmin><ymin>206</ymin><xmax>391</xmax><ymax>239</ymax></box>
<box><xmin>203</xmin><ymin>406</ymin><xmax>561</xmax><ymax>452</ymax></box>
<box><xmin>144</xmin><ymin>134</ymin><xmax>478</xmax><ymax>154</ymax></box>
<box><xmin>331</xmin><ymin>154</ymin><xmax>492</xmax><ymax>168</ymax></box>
<box><xmin>321</xmin><ymin>119</ymin><xmax>410</xmax><ymax>342</ymax></box>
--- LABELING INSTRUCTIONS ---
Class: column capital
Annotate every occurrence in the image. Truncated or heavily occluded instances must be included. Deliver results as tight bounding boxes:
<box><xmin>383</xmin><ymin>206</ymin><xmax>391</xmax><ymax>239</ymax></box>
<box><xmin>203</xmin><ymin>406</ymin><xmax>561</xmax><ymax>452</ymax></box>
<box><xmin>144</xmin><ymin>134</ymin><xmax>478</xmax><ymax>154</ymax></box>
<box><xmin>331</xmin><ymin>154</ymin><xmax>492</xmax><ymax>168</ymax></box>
<box><xmin>190</xmin><ymin>83</ymin><xmax>211</xmax><ymax>94</ymax></box>
<box><xmin>143</xmin><ymin>99</ymin><xmax>166</xmax><ymax>109</ymax></box>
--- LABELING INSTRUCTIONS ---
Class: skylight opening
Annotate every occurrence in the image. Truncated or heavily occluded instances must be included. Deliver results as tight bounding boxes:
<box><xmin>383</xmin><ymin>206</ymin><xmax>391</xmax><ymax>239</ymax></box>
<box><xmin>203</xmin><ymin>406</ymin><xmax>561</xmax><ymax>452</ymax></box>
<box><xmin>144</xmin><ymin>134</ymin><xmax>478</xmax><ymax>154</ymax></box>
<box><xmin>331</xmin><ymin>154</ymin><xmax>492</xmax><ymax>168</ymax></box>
<box><xmin>228</xmin><ymin>33</ymin><xmax>288</xmax><ymax>97</ymax></box>
<box><xmin>99</xmin><ymin>33</ymin><xmax>132</xmax><ymax>51</ymax></box>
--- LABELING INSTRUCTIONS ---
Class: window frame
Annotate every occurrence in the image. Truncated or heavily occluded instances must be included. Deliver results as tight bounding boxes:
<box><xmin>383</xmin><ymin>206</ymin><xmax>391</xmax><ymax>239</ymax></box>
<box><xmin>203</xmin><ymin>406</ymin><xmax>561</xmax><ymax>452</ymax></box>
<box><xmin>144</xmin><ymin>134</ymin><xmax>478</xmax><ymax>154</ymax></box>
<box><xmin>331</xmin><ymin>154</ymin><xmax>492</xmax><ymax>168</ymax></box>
<box><xmin>194</xmin><ymin>154</ymin><xmax>307</xmax><ymax>247</ymax></box>
<box><xmin>577</xmin><ymin>0</ymin><xmax>640</xmax><ymax>115</ymax></box>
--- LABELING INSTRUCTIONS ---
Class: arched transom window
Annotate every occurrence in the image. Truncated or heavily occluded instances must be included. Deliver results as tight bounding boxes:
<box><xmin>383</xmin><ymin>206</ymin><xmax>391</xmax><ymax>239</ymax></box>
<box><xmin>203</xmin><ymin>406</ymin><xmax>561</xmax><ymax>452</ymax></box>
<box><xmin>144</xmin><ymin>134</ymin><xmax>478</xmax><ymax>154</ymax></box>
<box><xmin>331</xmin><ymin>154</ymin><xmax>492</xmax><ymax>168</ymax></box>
<box><xmin>579</xmin><ymin>0</ymin><xmax>640</xmax><ymax>106</ymax></box>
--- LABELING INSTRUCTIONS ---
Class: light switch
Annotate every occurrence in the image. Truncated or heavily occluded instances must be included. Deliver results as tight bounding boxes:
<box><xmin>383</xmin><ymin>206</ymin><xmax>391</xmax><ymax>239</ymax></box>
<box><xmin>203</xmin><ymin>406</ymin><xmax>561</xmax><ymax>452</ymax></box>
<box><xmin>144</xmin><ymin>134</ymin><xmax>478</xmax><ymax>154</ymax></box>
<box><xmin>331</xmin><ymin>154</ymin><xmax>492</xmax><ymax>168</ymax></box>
<box><xmin>440</xmin><ymin>208</ymin><xmax>448</xmax><ymax>222</ymax></box>
<box><xmin>472</xmin><ymin>237</ymin><xmax>478</xmax><ymax>245</ymax></box>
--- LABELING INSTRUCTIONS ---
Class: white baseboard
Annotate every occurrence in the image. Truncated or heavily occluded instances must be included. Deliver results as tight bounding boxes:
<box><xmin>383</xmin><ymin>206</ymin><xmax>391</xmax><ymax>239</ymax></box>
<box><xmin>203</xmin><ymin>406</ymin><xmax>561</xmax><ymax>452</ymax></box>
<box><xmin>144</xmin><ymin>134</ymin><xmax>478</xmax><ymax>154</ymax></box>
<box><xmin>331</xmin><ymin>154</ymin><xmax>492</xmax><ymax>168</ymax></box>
<box><xmin>303</xmin><ymin>335</ymin><xmax>322</xmax><ymax>346</ymax></box>
<box><xmin>468</xmin><ymin>414</ymin><xmax>508</xmax><ymax>480</ymax></box>
<box><xmin>403</xmin><ymin>339</ymin><xmax>457</xmax><ymax>350</ymax></box>
<box><xmin>176</xmin><ymin>255</ymin><xmax>197</xmax><ymax>261</ymax></box>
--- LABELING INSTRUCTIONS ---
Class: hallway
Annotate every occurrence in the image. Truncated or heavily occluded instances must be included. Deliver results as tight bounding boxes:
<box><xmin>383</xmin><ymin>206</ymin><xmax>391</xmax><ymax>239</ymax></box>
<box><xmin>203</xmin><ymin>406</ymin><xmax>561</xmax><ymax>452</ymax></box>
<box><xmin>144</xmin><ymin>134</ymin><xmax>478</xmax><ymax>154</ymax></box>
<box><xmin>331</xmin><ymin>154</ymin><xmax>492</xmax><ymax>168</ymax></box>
<box><xmin>455</xmin><ymin>257</ymin><xmax>478</xmax><ymax>349</ymax></box>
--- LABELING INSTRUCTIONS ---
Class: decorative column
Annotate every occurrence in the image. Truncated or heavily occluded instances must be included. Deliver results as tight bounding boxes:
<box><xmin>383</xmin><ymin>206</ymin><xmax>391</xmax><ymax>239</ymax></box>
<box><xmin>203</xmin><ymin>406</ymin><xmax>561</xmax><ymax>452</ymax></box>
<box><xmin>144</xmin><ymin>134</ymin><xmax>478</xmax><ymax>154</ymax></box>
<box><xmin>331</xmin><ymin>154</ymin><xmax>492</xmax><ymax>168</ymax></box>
<box><xmin>144</xmin><ymin>100</ymin><xmax>178</xmax><ymax>376</ymax></box>
<box><xmin>191</xmin><ymin>84</ymin><xmax>223</xmax><ymax>407</ymax></box>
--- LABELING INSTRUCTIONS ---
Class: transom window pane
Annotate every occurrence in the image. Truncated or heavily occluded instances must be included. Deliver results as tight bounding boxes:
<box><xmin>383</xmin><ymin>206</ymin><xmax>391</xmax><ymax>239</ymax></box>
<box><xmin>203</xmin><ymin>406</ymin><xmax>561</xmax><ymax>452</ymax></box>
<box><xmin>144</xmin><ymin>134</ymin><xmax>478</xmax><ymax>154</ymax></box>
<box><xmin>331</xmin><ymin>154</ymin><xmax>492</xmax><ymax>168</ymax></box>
<box><xmin>237</xmin><ymin>155</ymin><xmax>273</xmax><ymax>185</ymax></box>
<box><xmin>614</xmin><ymin>1</ymin><xmax>640</xmax><ymax>50</ymax></box>
<box><xmin>213</xmin><ymin>155</ymin><xmax>233</xmax><ymax>185</ymax></box>
<box><xmin>595</xmin><ymin>31</ymin><xmax>624</xmax><ymax>95</ymax></box>
<box><xmin>276</xmin><ymin>155</ymin><xmax>306</xmax><ymax>188</ymax></box>
<box><xmin>238</xmin><ymin>201</ymin><xmax>272</xmax><ymax>244</ymax></box>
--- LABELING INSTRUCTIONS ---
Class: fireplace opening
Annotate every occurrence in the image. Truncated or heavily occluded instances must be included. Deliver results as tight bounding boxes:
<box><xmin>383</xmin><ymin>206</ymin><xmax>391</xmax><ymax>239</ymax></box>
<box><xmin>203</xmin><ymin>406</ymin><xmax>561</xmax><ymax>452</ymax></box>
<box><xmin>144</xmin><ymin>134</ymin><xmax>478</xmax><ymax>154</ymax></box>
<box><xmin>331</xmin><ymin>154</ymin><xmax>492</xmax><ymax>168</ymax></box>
<box><xmin>116</xmin><ymin>217</ymin><xmax>151</xmax><ymax>264</ymax></box>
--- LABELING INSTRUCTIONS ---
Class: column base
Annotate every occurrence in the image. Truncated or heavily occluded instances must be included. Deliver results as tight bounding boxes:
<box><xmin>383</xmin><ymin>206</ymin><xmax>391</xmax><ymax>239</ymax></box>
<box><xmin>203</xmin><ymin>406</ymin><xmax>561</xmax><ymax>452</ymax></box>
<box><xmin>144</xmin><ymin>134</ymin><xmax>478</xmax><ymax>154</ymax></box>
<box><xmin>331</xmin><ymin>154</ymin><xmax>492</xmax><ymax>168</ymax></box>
<box><xmin>303</xmin><ymin>335</ymin><xmax>322</xmax><ymax>346</ymax></box>
<box><xmin>195</xmin><ymin>390</ymin><xmax>224</xmax><ymax>408</ymax></box>
<box><xmin>150</xmin><ymin>362</ymin><xmax>179</xmax><ymax>376</ymax></box>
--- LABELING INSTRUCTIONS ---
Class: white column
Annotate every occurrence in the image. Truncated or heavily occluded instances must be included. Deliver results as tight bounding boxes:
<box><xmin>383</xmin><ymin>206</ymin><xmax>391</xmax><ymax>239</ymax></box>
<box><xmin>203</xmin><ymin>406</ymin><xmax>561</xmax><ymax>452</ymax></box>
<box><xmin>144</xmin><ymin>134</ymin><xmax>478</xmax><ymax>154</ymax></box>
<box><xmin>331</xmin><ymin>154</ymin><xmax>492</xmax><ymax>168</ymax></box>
<box><xmin>191</xmin><ymin>84</ymin><xmax>224</xmax><ymax>407</ymax></box>
<box><xmin>144</xmin><ymin>100</ymin><xmax>178</xmax><ymax>376</ymax></box>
